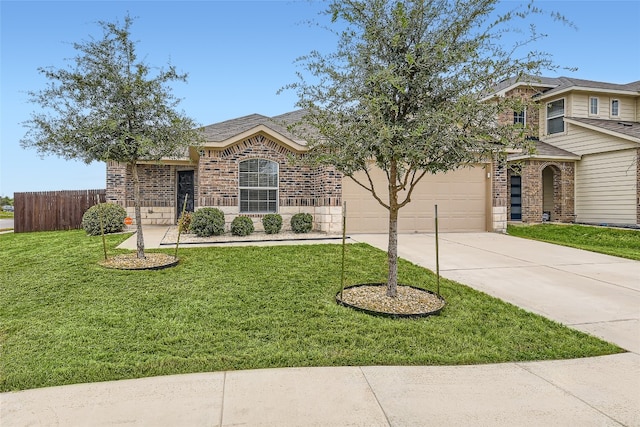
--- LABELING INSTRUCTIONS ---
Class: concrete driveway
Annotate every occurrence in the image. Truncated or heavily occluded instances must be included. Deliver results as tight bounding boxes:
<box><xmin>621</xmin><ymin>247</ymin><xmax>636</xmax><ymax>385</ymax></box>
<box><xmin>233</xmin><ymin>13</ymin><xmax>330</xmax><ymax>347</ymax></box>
<box><xmin>353</xmin><ymin>232</ymin><xmax>640</xmax><ymax>353</ymax></box>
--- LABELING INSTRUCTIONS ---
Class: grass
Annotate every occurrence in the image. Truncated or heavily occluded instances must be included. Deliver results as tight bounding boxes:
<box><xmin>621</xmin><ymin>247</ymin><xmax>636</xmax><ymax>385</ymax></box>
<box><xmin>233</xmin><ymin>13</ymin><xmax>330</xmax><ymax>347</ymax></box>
<box><xmin>0</xmin><ymin>230</ymin><xmax>623</xmax><ymax>391</ymax></box>
<box><xmin>0</xmin><ymin>211</ymin><xmax>13</xmax><ymax>219</ymax></box>
<box><xmin>508</xmin><ymin>223</ymin><xmax>640</xmax><ymax>260</ymax></box>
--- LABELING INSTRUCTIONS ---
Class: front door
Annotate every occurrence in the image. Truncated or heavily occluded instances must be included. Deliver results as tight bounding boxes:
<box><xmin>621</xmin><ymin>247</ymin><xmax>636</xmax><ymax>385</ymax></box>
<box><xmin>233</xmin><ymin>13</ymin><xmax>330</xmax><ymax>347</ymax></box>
<box><xmin>510</xmin><ymin>175</ymin><xmax>522</xmax><ymax>220</ymax></box>
<box><xmin>177</xmin><ymin>171</ymin><xmax>195</xmax><ymax>220</ymax></box>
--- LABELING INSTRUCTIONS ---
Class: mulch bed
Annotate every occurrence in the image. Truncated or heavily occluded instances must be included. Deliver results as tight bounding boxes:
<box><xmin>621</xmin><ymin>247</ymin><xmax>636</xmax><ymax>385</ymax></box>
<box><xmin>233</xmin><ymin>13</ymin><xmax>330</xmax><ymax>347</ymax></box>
<box><xmin>337</xmin><ymin>284</ymin><xmax>445</xmax><ymax>318</ymax></box>
<box><xmin>99</xmin><ymin>253</ymin><xmax>178</xmax><ymax>270</ymax></box>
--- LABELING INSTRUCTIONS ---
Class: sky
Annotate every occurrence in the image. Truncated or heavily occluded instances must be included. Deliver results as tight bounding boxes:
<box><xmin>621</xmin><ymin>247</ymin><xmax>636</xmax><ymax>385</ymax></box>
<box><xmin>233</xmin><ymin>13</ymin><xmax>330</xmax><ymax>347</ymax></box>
<box><xmin>1</xmin><ymin>0</ymin><xmax>639</xmax><ymax>197</ymax></box>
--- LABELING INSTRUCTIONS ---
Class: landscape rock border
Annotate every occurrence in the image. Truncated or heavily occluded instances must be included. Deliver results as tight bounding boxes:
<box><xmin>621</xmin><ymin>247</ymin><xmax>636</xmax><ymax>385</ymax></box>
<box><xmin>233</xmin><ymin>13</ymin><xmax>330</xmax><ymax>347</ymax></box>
<box><xmin>336</xmin><ymin>283</ymin><xmax>446</xmax><ymax>319</ymax></box>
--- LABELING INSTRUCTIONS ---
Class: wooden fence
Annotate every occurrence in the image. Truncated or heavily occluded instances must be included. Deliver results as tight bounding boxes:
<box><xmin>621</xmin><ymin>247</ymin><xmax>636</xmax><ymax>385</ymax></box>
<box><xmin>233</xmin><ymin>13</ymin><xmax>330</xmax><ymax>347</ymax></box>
<box><xmin>14</xmin><ymin>189</ymin><xmax>106</xmax><ymax>233</ymax></box>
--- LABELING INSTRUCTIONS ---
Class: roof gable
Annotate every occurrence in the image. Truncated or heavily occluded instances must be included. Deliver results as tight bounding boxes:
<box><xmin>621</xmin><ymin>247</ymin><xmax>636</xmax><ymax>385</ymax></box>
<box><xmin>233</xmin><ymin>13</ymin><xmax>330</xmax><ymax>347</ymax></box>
<box><xmin>201</xmin><ymin>110</ymin><xmax>309</xmax><ymax>153</ymax></box>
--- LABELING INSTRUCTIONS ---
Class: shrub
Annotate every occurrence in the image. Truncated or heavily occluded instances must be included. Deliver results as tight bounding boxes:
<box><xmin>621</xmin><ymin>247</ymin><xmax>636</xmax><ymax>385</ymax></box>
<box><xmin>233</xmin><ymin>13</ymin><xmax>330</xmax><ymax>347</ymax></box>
<box><xmin>231</xmin><ymin>216</ymin><xmax>255</xmax><ymax>236</ymax></box>
<box><xmin>82</xmin><ymin>203</ymin><xmax>127</xmax><ymax>236</ymax></box>
<box><xmin>190</xmin><ymin>208</ymin><xmax>225</xmax><ymax>237</ymax></box>
<box><xmin>262</xmin><ymin>213</ymin><xmax>282</xmax><ymax>234</ymax></box>
<box><xmin>178</xmin><ymin>212</ymin><xmax>193</xmax><ymax>232</ymax></box>
<box><xmin>291</xmin><ymin>213</ymin><xmax>313</xmax><ymax>233</ymax></box>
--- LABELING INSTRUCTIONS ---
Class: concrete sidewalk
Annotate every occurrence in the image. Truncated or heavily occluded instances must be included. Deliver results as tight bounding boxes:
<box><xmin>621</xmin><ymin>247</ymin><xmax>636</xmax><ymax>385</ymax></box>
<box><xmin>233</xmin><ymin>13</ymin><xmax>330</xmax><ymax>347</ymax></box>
<box><xmin>2</xmin><ymin>230</ymin><xmax>639</xmax><ymax>426</ymax></box>
<box><xmin>2</xmin><ymin>354</ymin><xmax>638</xmax><ymax>426</ymax></box>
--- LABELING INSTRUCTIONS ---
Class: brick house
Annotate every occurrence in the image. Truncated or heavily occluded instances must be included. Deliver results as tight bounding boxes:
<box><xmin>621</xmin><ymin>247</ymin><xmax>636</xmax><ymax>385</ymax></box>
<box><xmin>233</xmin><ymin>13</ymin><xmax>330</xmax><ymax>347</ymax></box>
<box><xmin>107</xmin><ymin>110</ymin><xmax>344</xmax><ymax>233</ymax></box>
<box><xmin>106</xmin><ymin>108</ymin><xmax>510</xmax><ymax>234</ymax></box>
<box><xmin>106</xmin><ymin>76</ymin><xmax>640</xmax><ymax>233</ymax></box>
<box><xmin>491</xmin><ymin>77</ymin><xmax>640</xmax><ymax>227</ymax></box>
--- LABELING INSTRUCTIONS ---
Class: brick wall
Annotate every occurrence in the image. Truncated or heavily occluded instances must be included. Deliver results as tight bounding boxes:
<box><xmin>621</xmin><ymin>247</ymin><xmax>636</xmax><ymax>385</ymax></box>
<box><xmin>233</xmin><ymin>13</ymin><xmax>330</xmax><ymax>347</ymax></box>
<box><xmin>520</xmin><ymin>160</ymin><xmax>575</xmax><ymax>223</ymax></box>
<box><xmin>106</xmin><ymin>161</ymin><xmax>197</xmax><ymax>224</ymax></box>
<box><xmin>106</xmin><ymin>134</ymin><xmax>343</xmax><ymax>228</ymax></box>
<box><xmin>496</xmin><ymin>87</ymin><xmax>542</xmax><ymax>138</ymax></box>
<box><xmin>198</xmin><ymin>134</ymin><xmax>341</xmax><ymax>210</ymax></box>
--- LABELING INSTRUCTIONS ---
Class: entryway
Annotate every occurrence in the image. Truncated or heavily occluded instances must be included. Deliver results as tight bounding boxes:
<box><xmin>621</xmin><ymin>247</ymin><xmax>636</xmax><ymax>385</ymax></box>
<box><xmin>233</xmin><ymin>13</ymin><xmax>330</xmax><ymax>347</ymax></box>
<box><xmin>177</xmin><ymin>171</ymin><xmax>194</xmax><ymax>220</ymax></box>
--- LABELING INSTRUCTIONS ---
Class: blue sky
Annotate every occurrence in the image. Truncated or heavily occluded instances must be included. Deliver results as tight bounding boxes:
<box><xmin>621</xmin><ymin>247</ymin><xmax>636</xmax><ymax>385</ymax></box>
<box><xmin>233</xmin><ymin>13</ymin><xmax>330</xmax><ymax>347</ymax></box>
<box><xmin>1</xmin><ymin>0</ymin><xmax>639</xmax><ymax>197</ymax></box>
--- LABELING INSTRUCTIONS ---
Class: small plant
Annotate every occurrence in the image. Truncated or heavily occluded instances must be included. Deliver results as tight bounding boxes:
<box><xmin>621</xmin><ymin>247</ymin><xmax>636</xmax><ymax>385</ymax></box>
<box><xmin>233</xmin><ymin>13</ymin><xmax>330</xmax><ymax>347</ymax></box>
<box><xmin>262</xmin><ymin>213</ymin><xmax>283</xmax><ymax>234</ymax></box>
<box><xmin>178</xmin><ymin>212</ymin><xmax>193</xmax><ymax>232</ymax></box>
<box><xmin>190</xmin><ymin>208</ymin><xmax>225</xmax><ymax>237</ymax></box>
<box><xmin>82</xmin><ymin>203</ymin><xmax>127</xmax><ymax>236</ymax></box>
<box><xmin>291</xmin><ymin>213</ymin><xmax>313</xmax><ymax>233</ymax></box>
<box><xmin>231</xmin><ymin>216</ymin><xmax>255</xmax><ymax>236</ymax></box>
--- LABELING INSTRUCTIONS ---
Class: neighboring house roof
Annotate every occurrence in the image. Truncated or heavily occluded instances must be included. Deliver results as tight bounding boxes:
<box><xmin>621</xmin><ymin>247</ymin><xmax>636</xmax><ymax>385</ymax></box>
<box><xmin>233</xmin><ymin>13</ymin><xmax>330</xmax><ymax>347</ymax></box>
<box><xmin>535</xmin><ymin>77</ymin><xmax>640</xmax><ymax>100</ymax></box>
<box><xmin>564</xmin><ymin>117</ymin><xmax>640</xmax><ymax>144</ymax></box>
<box><xmin>483</xmin><ymin>76</ymin><xmax>562</xmax><ymax>99</ymax></box>
<box><xmin>201</xmin><ymin>110</ymin><xmax>310</xmax><ymax>152</ymax></box>
<box><xmin>508</xmin><ymin>140</ymin><xmax>581</xmax><ymax>162</ymax></box>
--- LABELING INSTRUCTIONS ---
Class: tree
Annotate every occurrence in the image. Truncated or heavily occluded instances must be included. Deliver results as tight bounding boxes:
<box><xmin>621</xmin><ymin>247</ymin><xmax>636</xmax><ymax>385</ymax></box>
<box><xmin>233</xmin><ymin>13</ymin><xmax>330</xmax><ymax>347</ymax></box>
<box><xmin>21</xmin><ymin>15</ymin><xmax>203</xmax><ymax>259</ymax></box>
<box><xmin>287</xmin><ymin>0</ymin><xmax>567</xmax><ymax>296</ymax></box>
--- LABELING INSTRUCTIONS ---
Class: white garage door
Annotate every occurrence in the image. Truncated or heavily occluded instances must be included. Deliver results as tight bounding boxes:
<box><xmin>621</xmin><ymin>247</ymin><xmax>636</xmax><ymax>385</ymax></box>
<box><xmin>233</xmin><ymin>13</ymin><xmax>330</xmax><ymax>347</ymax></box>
<box><xmin>342</xmin><ymin>165</ymin><xmax>488</xmax><ymax>233</ymax></box>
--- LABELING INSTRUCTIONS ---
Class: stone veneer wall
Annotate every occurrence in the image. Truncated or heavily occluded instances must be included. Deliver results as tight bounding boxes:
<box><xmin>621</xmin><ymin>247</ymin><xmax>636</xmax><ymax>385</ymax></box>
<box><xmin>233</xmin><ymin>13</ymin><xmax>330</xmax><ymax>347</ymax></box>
<box><xmin>520</xmin><ymin>160</ymin><xmax>575</xmax><ymax>224</ymax></box>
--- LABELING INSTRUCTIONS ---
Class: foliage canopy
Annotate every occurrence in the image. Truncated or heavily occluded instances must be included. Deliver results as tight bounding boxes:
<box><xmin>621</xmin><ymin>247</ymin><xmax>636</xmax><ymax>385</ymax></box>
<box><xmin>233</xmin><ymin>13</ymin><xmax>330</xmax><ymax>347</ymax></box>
<box><xmin>286</xmin><ymin>0</ymin><xmax>568</xmax><ymax>295</ymax></box>
<box><xmin>21</xmin><ymin>15</ymin><xmax>203</xmax><ymax>258</ymax></box>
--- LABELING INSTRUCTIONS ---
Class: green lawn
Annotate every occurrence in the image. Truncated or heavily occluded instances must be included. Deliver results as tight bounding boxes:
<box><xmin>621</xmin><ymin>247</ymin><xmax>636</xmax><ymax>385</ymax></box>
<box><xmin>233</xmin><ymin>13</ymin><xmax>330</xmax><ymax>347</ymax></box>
<box><xmin>508</xmin><ymin>223</ymin><xmax>640</xmax><ymax>260</ymax></box>
<box><xmin>0</xmin><ymin>230</ymin><xmax>622</xmax><ymax>391</ymax></box>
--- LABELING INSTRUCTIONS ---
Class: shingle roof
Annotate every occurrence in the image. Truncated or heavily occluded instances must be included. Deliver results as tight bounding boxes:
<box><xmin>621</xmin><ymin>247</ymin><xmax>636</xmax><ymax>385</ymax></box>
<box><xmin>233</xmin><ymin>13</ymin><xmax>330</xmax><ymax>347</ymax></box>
<box><xmin>201</xmin><ymin>110</ymin><xmax>309</xmax><ymax>145</ymax></box>
<box><xmin>565</xmin><ymin>117</ymin><xmax>640</xmax><ymax>141</ymax></box>
<box><xmin>490</xmin><ymin>76</ymin><xmax>562</xmax><ymax>93</ymax></box>
<box><xmin>508</xmin><ymin>140</ymin><xmax>580</xmax><ymax>161</ymax></box>
<box><xmin>483</xmin><ymin>76</ymin><xmax>561</xmax><ymax>99</ymax></box>
<box><xmin>536</xmin><ymin>77</ymin><xmax>640</xmax><ymax>98</ymax></box>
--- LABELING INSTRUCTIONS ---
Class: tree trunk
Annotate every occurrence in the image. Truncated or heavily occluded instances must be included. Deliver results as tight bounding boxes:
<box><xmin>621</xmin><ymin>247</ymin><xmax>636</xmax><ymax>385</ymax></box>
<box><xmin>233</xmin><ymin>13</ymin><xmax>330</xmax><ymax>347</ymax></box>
<box><xmin>387</xmin><ymin>159</ymin><xmax>399</xmax><ymax>297</ymax></box>
<box><xmin>387</xmin><ymin>206</ymin><xmax>399</xmax><ymax>297</ymax></box>
<box><xmin>131</xmin><ymin>162</ymin><xmax>145</xmax><ymax>259</ymax></box>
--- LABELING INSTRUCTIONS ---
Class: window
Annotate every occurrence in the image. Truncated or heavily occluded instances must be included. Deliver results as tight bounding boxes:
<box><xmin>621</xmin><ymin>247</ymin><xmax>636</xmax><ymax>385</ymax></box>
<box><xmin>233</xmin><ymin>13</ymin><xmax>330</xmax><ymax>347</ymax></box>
<box><xmin>546</xmin><ymin>99</ymin><xmax>565</xmax><ymax>135</ymax></box>
<box><xmin>611</xmin><ymin>99</ymin><xmax>620</xmax><ymax>117</ymax></box>
<box><xmin>513</xmin><ymin>109</ymin><xmax>526</xmax><ymax>125</ymax></box>
<box><xmin>589</xmin><ymin>97</ymin><xmax>599</xmax><ymax>115</ymax></box>
<box><xmin>239</xmin><ymin>159</ymin><xmax>278</xmax><ymax>213</ymax></box>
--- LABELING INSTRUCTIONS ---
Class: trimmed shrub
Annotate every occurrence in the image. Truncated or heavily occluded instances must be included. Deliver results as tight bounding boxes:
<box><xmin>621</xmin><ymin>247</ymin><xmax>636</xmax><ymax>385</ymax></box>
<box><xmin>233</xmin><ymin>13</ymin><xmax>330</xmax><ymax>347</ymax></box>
<box><xmin>178</xmin><ymin>212</ymin><xmax>193</xmax><ymax>232</ymax></box>
<box><xmin>82</xmin><ymin>203</ymin><xmax>127</xmax><ymax>236</ymax></box>
<box><xmin>190</xmin><ymin>208</ymin><xmax>225</xmax><ymax>237</ymax></box>
<box><xmin>262</xmin><ymin>213</ymin><xmax>282</xmax><ymax>234</ymax></box>
<box><xmin>291</xmin><ymin>213</ymin><xmax>313</xmax><ymax>233</ymax></box>
<box><xmin>231</xmin><ymin>216</ymin><xmax>255</xmax><ymax>236</ymax></box>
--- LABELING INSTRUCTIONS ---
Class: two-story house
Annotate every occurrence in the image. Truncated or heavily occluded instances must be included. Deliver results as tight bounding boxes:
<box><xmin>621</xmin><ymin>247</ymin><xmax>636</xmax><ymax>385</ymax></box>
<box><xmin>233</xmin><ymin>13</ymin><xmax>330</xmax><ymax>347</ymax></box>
<box><xmin>493</xmin><ymin>77</ymin><xmax>640</xmax><ymax>227</ymax></box>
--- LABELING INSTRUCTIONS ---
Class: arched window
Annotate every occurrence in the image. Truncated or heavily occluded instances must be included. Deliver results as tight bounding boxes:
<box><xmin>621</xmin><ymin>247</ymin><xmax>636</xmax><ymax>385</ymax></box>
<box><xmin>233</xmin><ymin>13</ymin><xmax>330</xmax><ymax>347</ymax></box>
<box><xmin>239</xmin><ymin>159</ymin><xmax>278</xmax><ymax>213</ymax></box>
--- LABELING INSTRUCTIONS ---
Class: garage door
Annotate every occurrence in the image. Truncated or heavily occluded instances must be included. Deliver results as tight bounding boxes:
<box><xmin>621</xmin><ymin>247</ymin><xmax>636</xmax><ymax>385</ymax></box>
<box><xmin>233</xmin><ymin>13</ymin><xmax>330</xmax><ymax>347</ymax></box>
<box><xmin>342</xmin><ymin>165</ymin><xmax>488</xmax><ymax>233</ymax></box>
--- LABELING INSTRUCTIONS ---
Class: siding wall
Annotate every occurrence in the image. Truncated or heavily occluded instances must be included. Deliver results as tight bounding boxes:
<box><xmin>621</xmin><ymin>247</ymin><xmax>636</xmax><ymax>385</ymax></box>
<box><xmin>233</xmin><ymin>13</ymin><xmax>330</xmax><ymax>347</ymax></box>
<box><xmin>571</xmin><ymin>93</ymin><xmax>637</xmax><ymax>121</ymax></box>
<box><xmin>575</xmin><ymin>149</ymin><xmax>637</xmax><ymax>225</ymax></box>
<box><xmin>540</xmin><ymin>93</ymin><xmax>637</xmax><ymax>137</ymax></box>
<box><xmin>543</xmin><ymin>124</ymin><xmax>638</xmax><ymax>156</ymax></box>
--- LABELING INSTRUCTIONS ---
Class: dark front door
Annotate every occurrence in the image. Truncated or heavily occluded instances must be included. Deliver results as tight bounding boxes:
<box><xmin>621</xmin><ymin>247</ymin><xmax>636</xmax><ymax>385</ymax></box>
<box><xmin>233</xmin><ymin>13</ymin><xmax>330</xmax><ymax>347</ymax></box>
<box><xmin>177</xmin><ymin>171</ymin><xmax>195</xmax><ymax>220</ymax></box>
<box><xmin>510</xmin><ymin>175</ymin><xmax>522</xmax><ymax>221</ymax></box>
